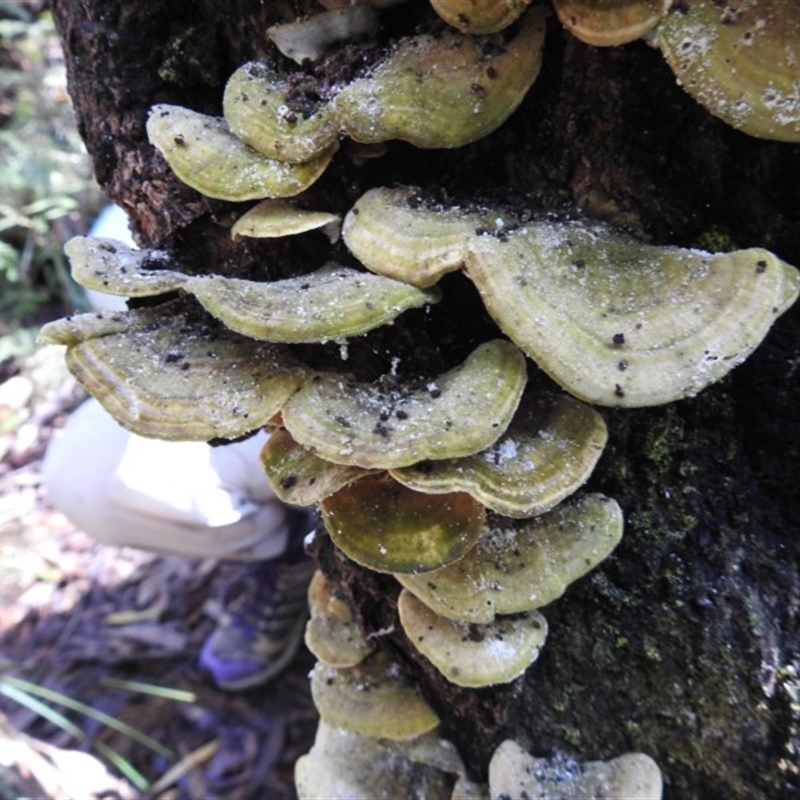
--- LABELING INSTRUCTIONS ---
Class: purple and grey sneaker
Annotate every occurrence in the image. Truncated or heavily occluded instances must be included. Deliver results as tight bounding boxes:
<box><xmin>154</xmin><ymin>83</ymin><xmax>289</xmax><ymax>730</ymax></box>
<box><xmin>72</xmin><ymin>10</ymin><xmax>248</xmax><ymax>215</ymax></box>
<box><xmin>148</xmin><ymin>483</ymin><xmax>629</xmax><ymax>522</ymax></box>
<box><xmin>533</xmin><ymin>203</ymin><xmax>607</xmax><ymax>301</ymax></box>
<box><xmin>200</xmin><ymin>511</ymin><xmax>316</xmax><ymax>691</ymax></box>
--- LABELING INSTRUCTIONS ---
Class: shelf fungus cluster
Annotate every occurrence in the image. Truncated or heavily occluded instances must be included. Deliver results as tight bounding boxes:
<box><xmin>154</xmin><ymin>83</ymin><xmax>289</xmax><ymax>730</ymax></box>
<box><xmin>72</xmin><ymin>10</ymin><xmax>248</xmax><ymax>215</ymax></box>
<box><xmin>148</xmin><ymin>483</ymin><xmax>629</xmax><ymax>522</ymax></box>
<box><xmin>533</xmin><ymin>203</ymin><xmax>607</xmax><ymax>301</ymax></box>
<box><xmin>146</xmin><ymin>5</ymin><xmax>547</xmax><ymax>203</ymax></box>
<box><xmin>427</xmin><ymin>0</ymin><xmax>800</xmax><ymax>143</ymax></box>
<box><xmin>344</xmin><ymin>186</ymin><xmax>800</xmax><ymax>407</ymax></box>
<box><xmin>43</xmin><ymin>3</ymin><xmax>800</xmax><ymax>797</ymax></box>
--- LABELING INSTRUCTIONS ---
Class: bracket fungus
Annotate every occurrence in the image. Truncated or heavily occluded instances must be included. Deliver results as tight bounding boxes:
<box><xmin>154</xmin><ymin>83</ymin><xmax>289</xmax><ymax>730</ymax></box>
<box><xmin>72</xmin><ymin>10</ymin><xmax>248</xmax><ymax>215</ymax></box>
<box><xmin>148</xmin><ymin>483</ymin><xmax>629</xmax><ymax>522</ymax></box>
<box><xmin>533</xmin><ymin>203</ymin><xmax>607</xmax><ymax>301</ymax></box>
<box><xmin>64</xmin><ymin>237</ymin><xmax>439</xmax><ymax>345</ymax></box>
<box><xmin>429</xmin><ymin>0</ymin><xmax>533</xmax><ymax>35</ymax></box>
<box><xmin>489</xmin><ymin>739</ymin><xmax>663</xmax><ymax>800</ymax></box>
<box><xmin>398</xmin><ymin>589</ymin><xmax>548</xmax><ymax>688</ymax></box>
<box><xmin>296</xmin><ymin>722</ymin><xmax>461</xmax><ymax>800</ymax></box>
<box><xmin>230</xmin><ymin>200</ymin><xmax>340</xmax><ymax>241</ymax></box>
<box><xmin>396</xmin><ymin>493</ymin><xmax>624</xmax><ymax>624</ymax></box>
<box><xmin>320</xmin><ymin>474</ymin><xmax>485</xmax><ymax>574</ymax></box>
<box><xmin>343</xmin><ymin>186</ymin><xmax>800</xmax><ymax>407</ymax></box>
<box><xmin>390</xmin><ymin>391</ymin><xmax>608</xmax><ymax>518</ymax></box>
<box><xmin>305</xmin><ymin>570</ymin><xmax>372</xmax><ymax>668</ymax></box>
<box><xmin>333</xmin><ymin>5</ymin><xmax>548</xmax><ymax>149</ymax></box>
<box><xmin>310</xmin><ymin>650</ymin><xmax>440</xmax><ymax>740</ymax></box>
<box><xmin>656</xmin><ymin>0</ymin><xmax>800</xmax><ymax>143</ymax></box>
<box><xmin>552</xmin><ymin>0</ymin><xmax>672</xmax><ymax>47</ymax></box>
<box><xmin>65</xmin><ymin>237</ymin><xmax>188</xmax><ymax>297</ymax></box>
<box><xmin>146</xmin><ymin>104</ymin><xmax>337</xmax><ymax>201</ymax></box>
<box><xmin>260</xmin><ymin>428</ymin><xmax>374</xmax><ymax>506</ymax></box>
<box><xmin>281</xmin><ymin>339</ymin><xmax>527</xmax><ymax>468</ymax></box>
<box><xmin>38</xmin><ymin>301</ymin><xmax>308</xmax><ymax>441</ymax></box>
<box><xmin>185</xmin><ymin>264</ymin><xmax>440</xmax><ymax>344</ymax></box>
<box><xmin>223</xmin><ymin>63</ymin><xmax>340</xmax><ymax>163</ymax></box>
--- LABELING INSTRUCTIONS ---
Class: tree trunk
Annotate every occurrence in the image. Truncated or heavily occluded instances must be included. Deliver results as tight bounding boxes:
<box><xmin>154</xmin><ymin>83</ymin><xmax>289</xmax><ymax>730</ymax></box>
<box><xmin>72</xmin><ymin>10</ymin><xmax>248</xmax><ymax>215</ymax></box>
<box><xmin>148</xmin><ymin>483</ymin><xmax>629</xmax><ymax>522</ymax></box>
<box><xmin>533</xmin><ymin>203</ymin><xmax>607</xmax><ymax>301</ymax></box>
<box><xmin>51</xmin><ymin>1</ymin><xmax>800</xmax><ymax>797</ymax></box>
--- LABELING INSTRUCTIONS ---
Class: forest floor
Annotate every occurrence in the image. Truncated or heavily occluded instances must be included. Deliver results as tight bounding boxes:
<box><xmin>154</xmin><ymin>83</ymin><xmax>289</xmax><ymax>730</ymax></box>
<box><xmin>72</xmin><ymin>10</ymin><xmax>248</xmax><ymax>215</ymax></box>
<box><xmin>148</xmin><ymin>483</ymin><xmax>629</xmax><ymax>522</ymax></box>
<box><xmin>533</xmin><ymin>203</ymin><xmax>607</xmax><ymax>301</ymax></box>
<box><xmin>0</xmin><ymin>344</ymin><xmax>317</xmax><ymax>799</ymax></box>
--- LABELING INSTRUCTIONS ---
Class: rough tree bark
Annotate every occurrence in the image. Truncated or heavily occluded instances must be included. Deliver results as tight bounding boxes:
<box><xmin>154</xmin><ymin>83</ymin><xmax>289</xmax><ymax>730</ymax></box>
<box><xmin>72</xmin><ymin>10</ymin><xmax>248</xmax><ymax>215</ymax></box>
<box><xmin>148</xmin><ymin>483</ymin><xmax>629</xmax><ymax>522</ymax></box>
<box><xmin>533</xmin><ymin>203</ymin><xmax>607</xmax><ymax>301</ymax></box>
<box><xmin>51</xmin><ymin>1</ymin><xmax>800</xmax><ymax>798</ymax></box>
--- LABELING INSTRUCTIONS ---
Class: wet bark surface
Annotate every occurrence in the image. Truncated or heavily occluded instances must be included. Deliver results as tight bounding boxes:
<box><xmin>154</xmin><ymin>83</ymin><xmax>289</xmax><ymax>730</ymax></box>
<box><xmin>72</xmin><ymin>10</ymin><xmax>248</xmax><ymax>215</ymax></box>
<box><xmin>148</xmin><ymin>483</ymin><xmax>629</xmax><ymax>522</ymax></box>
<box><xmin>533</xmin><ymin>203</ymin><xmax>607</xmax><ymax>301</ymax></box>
<box><xmin>51</xmin><ymin>1</ymin><xmax>800</xmax><ymax>797</ymax></box>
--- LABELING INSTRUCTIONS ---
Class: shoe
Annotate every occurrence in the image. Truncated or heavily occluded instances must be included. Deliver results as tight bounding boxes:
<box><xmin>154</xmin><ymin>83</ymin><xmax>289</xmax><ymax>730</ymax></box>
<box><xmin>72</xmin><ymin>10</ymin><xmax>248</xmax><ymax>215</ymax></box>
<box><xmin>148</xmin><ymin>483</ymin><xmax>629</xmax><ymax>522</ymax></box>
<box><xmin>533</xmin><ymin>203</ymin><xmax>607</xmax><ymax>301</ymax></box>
<box><xmin>199</xmin><ymin>511</ymin><xmax>317</xmax><ymax>691</ymax></box>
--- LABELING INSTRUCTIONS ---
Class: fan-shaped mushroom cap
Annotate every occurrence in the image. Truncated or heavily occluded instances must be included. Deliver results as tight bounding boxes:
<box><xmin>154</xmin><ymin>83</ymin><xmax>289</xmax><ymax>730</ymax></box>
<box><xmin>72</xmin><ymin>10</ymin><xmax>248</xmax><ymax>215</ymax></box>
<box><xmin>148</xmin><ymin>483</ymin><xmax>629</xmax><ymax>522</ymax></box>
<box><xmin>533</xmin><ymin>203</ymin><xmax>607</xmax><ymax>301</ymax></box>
<box><xmin>66</xmin><ymin>239</ymin><xmax>435</xmax><ymax>345</ymax></box>
<box><xmin>399</xmin><ymin>589</ymin><xmax>547</xmax><ymax>687</ymax></box>
<box><xmin>553</xmin><ymin>0</ymin><xmax>671</xmax><ymax>47</ymax></box>
<box><xmin>305</xmin><ymin>571</ymin><xmax>372</xmax><ymax>668</ymax></box>
<box><xmin>342</xmin><ymin>185</ymin><xmax>487</xmax><ymax>287</ymax></box>
<box><xmin>334</xmin><ymin>5</ymin><xmax>547</xmax><ymax>149</ymax></box>
<box><xmin>223</xmin><ymin>63</ymin><xmax>339</xmax><ymax>163</ymax></box>
<box><xmin>310</xmin><ymin>651</ymin><xmax>440</xmax><ymax>740</ymax></box>
<box><xmin>186</xmin><ymin>264</ymin><xmax>440</xmax><ymax>343</ymax></box>
<box><xmin>656</xmin><ymin>0</ymin><xmax>800</xmax><ymax>142</ymax></box>
<box><xmin>38</xmin><ymin>302</ymin><xmax>308</xmax><ymax>440</ymax></box>
<box><xmin>261</xmin><ymin>428</ymin><xmax>374</xmax><ymax>506</ymax></box>
<box><xmin>146</xmin><ymin>104</ymin><xmax>336</xmax><ymax>201</ymax></box>
<box><xmin>396</xmin><ymin>493</ymin><xmax>623</xmax><ymax>623</ymax></box>
<box><xmin>296</xmin><ymin>722</ymin><xmax>461</xmax><ymax>800</ymax></box>
<box><xmin>231</xmin><ymin>200</ymin><xmax>340</xmax><ymax>240</ymax></box>
<box><xmin>320</xmin><ymin>474</ymin><xmax>485</xmax><ymax>574</ymax></box>
<box><xmin>391</xmin><ymin>392</ymin><xmax>607</xmax><ymax>518</ymax></box>
<box><xmin>430</xmin><ymin>0</ymin><xmax>533</xmax><ymax>35</ymax></box>
<box><xmin>489</xmin><ymin>740</ymin><xmax>663</xmax><ymax>800</ymax></box>
<box><xmin>465</xmin><ymin>221</ymin><xmax>800</xmax><ymax>407</ymax></box>
<box><xmin>282</xmin><ymin>339</ymin><xmax>527</xmax><ymax>468</ymax></box>
<box><xmin>65</xmin><ymin>237</ymin><xmax>187</xmax><ymax>297</ymax></box>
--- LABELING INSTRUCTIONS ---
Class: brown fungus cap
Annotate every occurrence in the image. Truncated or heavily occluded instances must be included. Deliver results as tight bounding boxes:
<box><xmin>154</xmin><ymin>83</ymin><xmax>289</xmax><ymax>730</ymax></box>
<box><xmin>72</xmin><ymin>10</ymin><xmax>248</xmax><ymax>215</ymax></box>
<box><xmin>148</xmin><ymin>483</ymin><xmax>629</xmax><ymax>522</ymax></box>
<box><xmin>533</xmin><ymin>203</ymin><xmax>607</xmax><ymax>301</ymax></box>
<box><xmin>320</xmin><ymin>474</ymin><xmax>485</xmax><ymax>574</ymax></box>
<box><xmin>146</xmin><ymin>104</ymin><xmax>337</xmax><ymax>201</ymax></box>
<box><xmin>656</xmin><ymin>0</ymin><xmax>800</xmax><ymax>142</ymax></box>
<box><xmin>396</xmin><ymin>493</ymin><xmax>624</xmax><ymax>623</ymax></box>
<box><xmin>260</xmin><ymin>427</ymin><xmax>374</xmax><ymax>506</ymax></box>
<box><xmin>553</xmin><ymin>0</ymin><xmax>671</xmax><ymax>47</ymax></box>
<box><xmin>398</xmin><ymin>589</ymin><xmax>548</xmax><ymax>688</ymax></box>
<box><xmin>38</xmin><ymin>301</ymin><xmax>309</xmax><ymax>441</ymax></box>
<box><xmin>430</xmin><ymin>0</ymin><xmax>534</xmax><ymax>35</ymax></box>
<box><xmin>390</xmin><ymin>391</ymin><xmax>608</xmax><ymax>518</ymax></box>
<box><xmin>281</xmin><ymin>339</ymin><xmax>527</xmax><ymax>469</ymax></box>
<box><xmin>489</xmin><ymin>740</ymin><xmax>663</xmax><ymax>800</ymax></box>
<box><xmin>310</xmin><ymin>651</ymin><xmax>440</xmax><ymax>740</ymax></box>
<box><xmin>334</xmin><ymin>5</ymin><xmax>547</xmax><ymax>149</ymax></box>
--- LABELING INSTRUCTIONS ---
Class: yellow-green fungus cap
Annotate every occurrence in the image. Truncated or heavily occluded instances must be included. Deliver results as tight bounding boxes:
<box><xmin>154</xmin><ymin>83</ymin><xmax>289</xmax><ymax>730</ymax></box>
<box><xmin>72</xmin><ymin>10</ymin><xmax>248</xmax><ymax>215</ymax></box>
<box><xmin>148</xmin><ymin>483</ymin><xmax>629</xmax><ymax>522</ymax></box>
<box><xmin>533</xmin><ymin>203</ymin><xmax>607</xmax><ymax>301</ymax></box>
<box><xmin>65</xmin><ymin>237</ymin><xmax>188</xmax><ymax>297</ymax></box>
<box><xmin>466</xmin><ymin>222</ymin><xmax>800</xmax><ymax>407</ymax></box>
<box><xmin>187</xmin><ymin>264</ymin><xmax>439</xmax><ymax>344</ymax></box>
<box><xmin>282</xmin><ymin>339</ymin><xmax>527</xmax><ymax>468</ymax></box>
<box><xmin>430</xmin><ymin>0</ymin><xmax>533</xmax><ymax>35</ymax></box>
<box><xmin>398</xmin><ymin>589</ymin><xmax>547</xmax><ymax>688</ymax></box>
<box><xmin>320</xmin><ymin>473</ymin><xmax>485</xmax><ymax>574</ymax></box>
<box><xmin>223</xmin><ymin>62</ymin><xmax>339</xmax><ymax>163</ymax></box>
<box><xmin>396</xmin><ymin>493</ymin><xmax>623</xmax><ymax>623</ymax></box>
<box><xmin>553</xmin><ymin>0</ymin><xmax>671</xmax><ymax>47</ymax></box>
<box><xmin>342</xmin><ymin>185</ymin><xmax>490</xmax><ymax>288</ymax></box>
<box><xmin>305</xmin><ymin>570</ymin><xmax>372</xmax><ymax>668</ymax></box>
<box><xmin>334</xmin><ymin>5</ymin><xmax>547</xmax><ymax>149</ymax></box>
<box><xmin>260</xmin><ymin>427</ymin><xmax>374</xmax><ymax>506</ymax></box>
<box><xmin>310</xmin><ymin>651</ymin><xmax>440</xmax><ymax>740</ymax></box>
<box><xmin>38</xmin><ymin>302</ymin><xmax>309</xmax><ymax>441</ymax></box>
<box><xmin>656</xmin><ymin>0</ymin><xmax>800</xmax><ymax>142</ymax></box>
<box><xmin>391</xmin><ymin>391</ymin><xmax>607</xmax><ymax>518</ymax></box>
<box><xmin>489</xmin><ymin>740</ymin><xmax>663</xmax><ymax>800</ymax></box>
<box><xmin>231</xmin><ymin>199</ymin><xmax>340</xmax><ymax>240</ymax></box>
<box><xmin>296</xmin><ymin>722</ymin><xmax>460</xmax><ymax>800</ymax></box>
<box><xmin>146</xmin><ymin>104</ymin><xmax>336</xmax><ymax>201</ymax></box>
